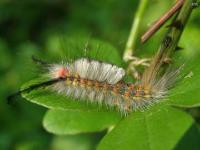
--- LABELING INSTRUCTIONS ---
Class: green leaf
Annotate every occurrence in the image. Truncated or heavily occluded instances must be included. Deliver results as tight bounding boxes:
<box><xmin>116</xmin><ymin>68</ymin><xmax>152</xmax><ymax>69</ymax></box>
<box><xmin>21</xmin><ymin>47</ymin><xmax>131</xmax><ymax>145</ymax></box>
<box><xmin>169</xmin><ymin>67</ymin><xmax>200</xmax><ymax>107</ymax></box>
<box><xmin>167</xmin><ymin>35</ymin><xmax>200</xmax><ymax>107</ymax></box>
<box><xmin>21</xmin><ymin>78</ymin><xmax>119</xmax><ymax>115</ymax></box>
<box><xmin>43</xmin><ymin>110</ymin><xmax>121</xmax><ymax>135</ymax></box>
<box><xmin>45</xmin><ymin>34</ymin><xmax>123</xmax><ymax>66</ymax></box>
<box><xmin>158</xmin><ymin>27</ymin><xmax>200</xmax><ymax>107</ymax></box>
<box><xmin>174</xmin><ymin>123</ymin><xmax>200</xmax><ymax>150</ymax></box>
<box><xmin>51</xmin><ymin>133</ymin><xmax>104</xmax><ymax>150</ymax></box>
<box><xmin>22</xmin><ymin>80</ymin><xmax>103</xmax><ymax>112</ymax></box>
<box><xmin>98</xmin><ymin>106</ymin><xmax>195</xmax><ymax>150</ymax></box>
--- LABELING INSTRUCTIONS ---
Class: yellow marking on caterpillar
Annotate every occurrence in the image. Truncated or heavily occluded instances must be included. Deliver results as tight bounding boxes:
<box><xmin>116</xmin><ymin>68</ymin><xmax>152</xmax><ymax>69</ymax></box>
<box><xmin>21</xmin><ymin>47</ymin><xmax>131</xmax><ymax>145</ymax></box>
<box><xmin>72</xmin><ymin>78</ymin><xmax>78</xmax><ymax>86</ymax></box>
<box><xmin>66</xmin><ymin>78</ymin><xmax>72</xmax><ymax>85</ymax></box>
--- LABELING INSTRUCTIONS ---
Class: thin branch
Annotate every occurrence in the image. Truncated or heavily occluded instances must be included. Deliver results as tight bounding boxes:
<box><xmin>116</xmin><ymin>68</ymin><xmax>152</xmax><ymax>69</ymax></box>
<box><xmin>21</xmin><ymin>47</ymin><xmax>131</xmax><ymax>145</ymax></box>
<box><xmin>141</xmin><ymin>0</ymin><xmax>185</xmax><ymax>44</ymax></box>
<box><xmin>143</xmin><ymin>0</ymin><xmax>195</xmax><ymax>83</ymax></box>
<box><xmin>123</xmin><ymin>0</ymin><xmax>148</xmax><ymax>62</ymax></box>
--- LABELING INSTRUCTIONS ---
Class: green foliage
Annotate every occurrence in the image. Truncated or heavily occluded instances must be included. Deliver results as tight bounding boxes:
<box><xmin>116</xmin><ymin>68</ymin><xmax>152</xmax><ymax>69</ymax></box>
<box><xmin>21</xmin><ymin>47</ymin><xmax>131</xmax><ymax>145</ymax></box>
<box><xmin>169</xmin><ymin>27</ymin><xmax>200</xmax><ymax>107</ymax></box>
<box><xmin>43</xmin><ymin>110</ymin><xmax>120</xmax><ymax>135</ymax></box>
<box><xmin>21</xmin><ymin>33</ymin><xmax>200</xmax><ymax>150</ymax></box>
<box><xmin>98</xmin><ymin>106</ymin><xmax>200</xmax><ymax>150</ymax></box>
<box><xmin>1</xmin><ymin>0</ymin><xmax>200</xmax><ymax>150</ymax></box>
<box><xmin>51</xmin><ymin>133</ymin><xmax>104</xmax><ymax>150</ymax></box>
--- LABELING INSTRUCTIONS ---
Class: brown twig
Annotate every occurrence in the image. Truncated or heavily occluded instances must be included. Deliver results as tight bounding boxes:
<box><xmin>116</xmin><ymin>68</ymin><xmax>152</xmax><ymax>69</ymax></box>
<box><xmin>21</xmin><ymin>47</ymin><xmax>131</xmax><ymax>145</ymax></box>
<box><xmin>142</xmin><ymin>0</ymin><xmax>194</xmax><ymax>85</ymax></box>
<box><xmin>141</xmin><ymin>0</ymin><xmax>185</xmax><ymax>44</ymax></box>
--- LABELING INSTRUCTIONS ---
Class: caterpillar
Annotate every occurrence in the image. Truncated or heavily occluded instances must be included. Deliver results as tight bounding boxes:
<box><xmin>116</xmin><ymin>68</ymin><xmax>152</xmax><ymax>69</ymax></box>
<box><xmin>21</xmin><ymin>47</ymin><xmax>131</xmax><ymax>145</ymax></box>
<box><xmin>8</xmin><ymin>54</ymin><xmax>181</xmax><ymax>115</ymax></box>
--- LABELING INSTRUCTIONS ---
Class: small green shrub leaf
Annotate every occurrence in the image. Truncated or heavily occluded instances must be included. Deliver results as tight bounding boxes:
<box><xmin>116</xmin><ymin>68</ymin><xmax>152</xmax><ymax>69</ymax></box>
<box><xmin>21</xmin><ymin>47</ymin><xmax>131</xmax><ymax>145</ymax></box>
<box><xmin>98</xmin><ymin>106</ymin><xmax>195</xmax><ymax>150</ymax></box>
<box><xmin>43</xmin><ymin>109</ymin><xmax>121</xmax><ymax>135</ymax></box>
<box><xmin>166</xmin><ymin>27</ymin><xmax>200</xmax><ymax>107</ymax></box>
<box><xmin>51</xmin><ymin>133</ymin><xmax>104</xmax><ymax>150</ymax></box>
<box><xmin>168</xmin><ymin>53</ymin><xmax>200</xmax><ymax>107</ymax></box>
<box><xmin>22</xmin><ymin>80</ymin><xmax>105</xmax><ymax>112</ymax></box>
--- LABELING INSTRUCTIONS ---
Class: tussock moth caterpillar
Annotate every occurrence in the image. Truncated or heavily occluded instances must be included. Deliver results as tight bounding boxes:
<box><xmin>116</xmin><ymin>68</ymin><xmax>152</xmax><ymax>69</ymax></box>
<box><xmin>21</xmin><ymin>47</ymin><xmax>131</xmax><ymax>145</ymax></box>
<box><xmin>8</xmin><ymin>52</ymin><xmax>182</xmax><ymax>116</ymax></box>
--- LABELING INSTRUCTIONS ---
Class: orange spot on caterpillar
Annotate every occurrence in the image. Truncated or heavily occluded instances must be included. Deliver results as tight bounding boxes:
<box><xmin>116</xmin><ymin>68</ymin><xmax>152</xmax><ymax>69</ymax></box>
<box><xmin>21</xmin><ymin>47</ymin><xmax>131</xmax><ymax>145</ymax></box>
<box><xmin>80</xmin><ymin>79</ymin><xmax>86</xmax><ymax>86</ymax></box>
<box><xmin>58</xmin><ymin>68</ymin><xmax>69</xmax><ymax>78</ymax></box>
<box><xmin>137</xmin><ymin>85</ymin><xmax>143</xmax><ymax>91</ymax></box>
<box><xmin>124</xmin><ymin>91</ymin><xmax>130</xmax><ymax>98</ymax></box>
<box><xmin>95</xmin><ymin>81</ymin><xmax>100</xmax><ymax>88</ymax></box>
<box><xmin>87</xmin><ymin>80</ymin><xmax>93</xmax><ymax>86</ymax></box>
<box><xmin>134</xmin><ymin>85</ymin><xmax>144</xmax><ymax>98</ymax></box>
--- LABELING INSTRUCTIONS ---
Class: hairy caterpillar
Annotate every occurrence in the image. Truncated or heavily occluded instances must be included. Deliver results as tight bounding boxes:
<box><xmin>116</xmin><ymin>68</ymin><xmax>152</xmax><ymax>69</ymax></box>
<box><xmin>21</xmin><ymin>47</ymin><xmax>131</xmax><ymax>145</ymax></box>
<box><xmin>8</xmin><ymin>54</ymin><xmax>181</xmax><ymax>115</ymax></box>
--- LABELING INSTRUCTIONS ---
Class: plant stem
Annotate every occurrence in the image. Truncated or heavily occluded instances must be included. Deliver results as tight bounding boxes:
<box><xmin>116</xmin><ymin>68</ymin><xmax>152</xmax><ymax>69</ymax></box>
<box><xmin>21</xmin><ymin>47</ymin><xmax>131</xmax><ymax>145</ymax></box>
<box><xmin>141</xmin><ymin>0</ymin><xmax>185</xmax><ymax>44</ymax></box>
<box><xmin>123</xmin><ymin>0</ymin><xmax>148</xmax><ymax>62</ymax></box>
<box><xmin>144</xmin><ymin>0</ymin><xmax>195</xmax><ymax>81</ymax></box>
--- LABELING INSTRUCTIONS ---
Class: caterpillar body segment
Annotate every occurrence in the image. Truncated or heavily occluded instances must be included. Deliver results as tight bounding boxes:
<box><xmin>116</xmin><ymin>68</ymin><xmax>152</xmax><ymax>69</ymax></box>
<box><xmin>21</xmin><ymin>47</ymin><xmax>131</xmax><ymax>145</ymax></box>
<box><xmin>47</xmin><ymin>58</ymin><xmax>173</xmax><ymax>115</ymax></box>
<box><xmin>8</xmin><ymin>57</ymin><xmax>181</xmax><ymax>115</ymax></box>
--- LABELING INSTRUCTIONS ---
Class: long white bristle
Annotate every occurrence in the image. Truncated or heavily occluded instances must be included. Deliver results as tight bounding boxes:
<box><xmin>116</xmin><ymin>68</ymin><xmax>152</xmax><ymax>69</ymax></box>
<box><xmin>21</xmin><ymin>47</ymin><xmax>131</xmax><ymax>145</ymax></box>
<box><xmin>45</xmin><ymin>57</ymin><xmax>181</xmax><ymax>115</ymax></box>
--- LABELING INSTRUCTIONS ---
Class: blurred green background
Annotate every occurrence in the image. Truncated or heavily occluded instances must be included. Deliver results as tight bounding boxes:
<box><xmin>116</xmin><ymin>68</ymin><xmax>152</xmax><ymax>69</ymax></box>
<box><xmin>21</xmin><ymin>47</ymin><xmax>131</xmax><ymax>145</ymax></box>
<box><xmin>0</xmin><ymin>0</ymin><xmax>200</xmax><ymax>150</ymax></box>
